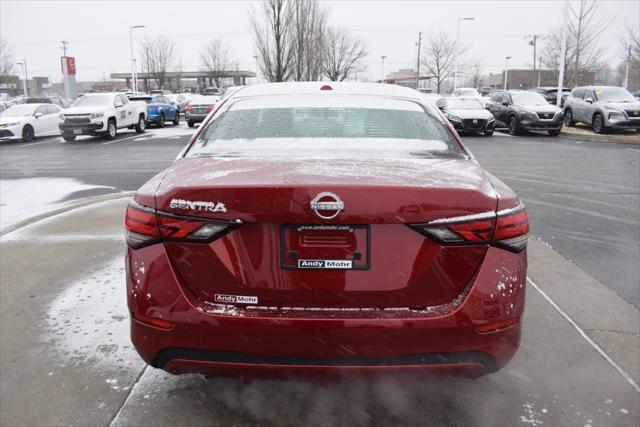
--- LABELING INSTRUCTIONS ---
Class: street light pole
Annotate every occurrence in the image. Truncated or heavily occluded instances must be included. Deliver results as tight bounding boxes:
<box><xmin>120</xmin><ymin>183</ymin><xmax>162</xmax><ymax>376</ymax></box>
<box><xmin>454</xmin><ymin>17</ymin><xmax>474</xmax><ymax>91</ymax></box>
<box><xmin>416</xmin><ymin>32</ymin><xmax>422</xmax><ymax>89</ymax></box>
<box><xmin>16</xmin><ymin>61</ymin><xmax>28</xmax><ymax>97</ymax></box>
<box><xmin>381</xmin><ymin>55</ymin><xmax>387</xmax><ymax>83</ymax></box>
<box><xmin>504</xmin><ymin>56</ymin><xmax>512</xmax><ymax>90</ymax></box>
<box><xmin>129</xmin><ymin>25</ymin><xmax>145</xmax><ymax>92</ymax></box>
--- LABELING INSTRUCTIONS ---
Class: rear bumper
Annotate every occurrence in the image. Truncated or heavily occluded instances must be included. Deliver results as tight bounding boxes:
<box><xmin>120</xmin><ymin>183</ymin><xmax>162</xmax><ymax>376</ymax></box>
<box><xmin>127</xmin><ymin>245</ymin><xmax>526</xmax><ymax>380</ymax></box>
<box><xmin>185</xmin><ymin>113</ymin><xmax>208</xmax><ymax>123</ymax></box>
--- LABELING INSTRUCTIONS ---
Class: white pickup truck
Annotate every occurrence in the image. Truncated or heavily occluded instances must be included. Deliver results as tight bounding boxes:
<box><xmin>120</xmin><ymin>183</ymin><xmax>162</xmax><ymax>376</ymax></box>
<box><xmin>59</xmin><ymin>93</ymin><xmax>147</xmax><ymax>141</ymax></box>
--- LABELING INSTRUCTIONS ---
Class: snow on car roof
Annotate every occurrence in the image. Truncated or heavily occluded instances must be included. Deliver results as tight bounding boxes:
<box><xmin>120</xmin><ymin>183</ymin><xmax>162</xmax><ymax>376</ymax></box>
<box><xmin>230</xmin><ymin>82</ymin><xmax>424</xmax><ymax>101</ymax></box>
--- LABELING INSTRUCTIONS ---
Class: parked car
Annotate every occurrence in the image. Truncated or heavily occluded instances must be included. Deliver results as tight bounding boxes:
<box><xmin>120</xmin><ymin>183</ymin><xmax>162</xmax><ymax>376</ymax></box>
<box><xmin>58</xmin><ymin>93</ymin><xmax>147</xmax><ymax>141</ymax></box>
<box><xmin>184</xmin><ymin>95</ymin><xmax>220</xmax><ymax>127</ymax></box>
<box><xmin>26</xmin><ymin>95</ymin><xmax>71</xmax><ymax>108</ymax></box>
<box><xmin>486</xmin><ymin>90</ymin><xmax>563</xmax><ymax>136</ymax></box>
<box><xmin>633</xmin><ymin>91</ymin><xmax>640</xmax><ymax>101</ymax></box>
<box><xmin>563</xmin><ymin>86</ymin><xmax>640</xmax><ymax>134</ymax></box>
<box><xmin>418</xmin><ymin>93</ymin><xmax>443</xmax><ymax>106</ymax></box>
<box><xmin>165</xmin><ymin>93</ymin><xmax>191</xmax><ymax>113</ymax></box>
<box><xmin>436</xmin><ymin>96</ymin><xmax>495</xmax><ymax>136</ymax></box>
<box><xmin>203</xmin><ymin>86</ymin><xmax>223</xmax><ymax>96</ymax></box>
<box><xmin>479</xmin><ymin>87</ymin><xmax>494</xmax><ymax>96</ymax></box>
<box><xmin>0</xmin><ymin>103</ymin><xmax>62</xmax><ymax>142</ymax></box>
<box><xmin>124</xmin><ymin>82</ymin><xmax>529</xmax><ymax>380</ymax></box>
<box><xmin>452</xmin><ymin>87</ymin><xmax>490</xmax><ymax>106</ymax></box>
<box><xmin>527</xmin><ymin>87</ymin><xmax>571</xmax><ymax>107</ymax></box>
<box><xmin>130</xmin><ymin>95</ymin><xmax>179</xmax><ymax>127</ymax></box>
<box><xmin>150</xmin><ymin>89</ymin><xmax>172</xmax><ymax>95</ymax></box>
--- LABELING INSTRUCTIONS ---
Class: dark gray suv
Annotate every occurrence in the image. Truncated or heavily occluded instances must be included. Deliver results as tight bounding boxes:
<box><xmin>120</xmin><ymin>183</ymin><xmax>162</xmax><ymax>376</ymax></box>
<box><xmin>486</xmin><ymin>90</ymin><xmax>563</xmax><ymax>136</ymax></box>
<box><xmin>563</xmin><ymin>86</ymin><xmax>640</xmax><ymax>134</ymax></box>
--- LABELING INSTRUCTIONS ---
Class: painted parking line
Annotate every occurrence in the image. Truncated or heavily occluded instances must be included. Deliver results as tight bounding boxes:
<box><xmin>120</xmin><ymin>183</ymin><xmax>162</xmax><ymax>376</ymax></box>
<box><xmin>100</xmin><ymin>133</ymin><xmax>146</xmax><ymax>146</ymax></box>
<box><xmin>20</xmin><ymin>137</ymin><xmax>63</xmax><ymax>147</ymax></box>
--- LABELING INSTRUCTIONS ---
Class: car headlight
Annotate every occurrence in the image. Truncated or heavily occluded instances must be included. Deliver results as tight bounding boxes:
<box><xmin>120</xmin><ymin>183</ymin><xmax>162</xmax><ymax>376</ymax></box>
<box><xmin>519</xmin><ymin>110</ymin><xmax>536</xmax><ymax>119</ymax></box>
<box><xmin>89</xmin><ymin>112</ymin><xmax>104</xmax><ymax>120</ymax></box>
<box><xmin>487</xmin><ymin>116</ymin><xmax>495</xmax><ymax>122</ymax></box>
<box><xmin>1</xmin><ymin>121</ymin><xmax>21</xmax><ymax>127</ymax></box>
<box><xmin>445</xmin><ymin>113</ymin><xmax>462</xmax><ymax>122</ymax></box>
<box><xmin>608</xmin><ymin>111</ymin><xmax>625</xmax><ymax>120</ymax></box>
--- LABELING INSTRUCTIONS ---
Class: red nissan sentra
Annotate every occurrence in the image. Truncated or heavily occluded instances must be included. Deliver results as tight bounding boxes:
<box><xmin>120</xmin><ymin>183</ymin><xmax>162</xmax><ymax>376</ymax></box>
<box><xmin>125</xmin><ymin>82</ymin><xmax>528</xmax><ymax>380</ymax></box>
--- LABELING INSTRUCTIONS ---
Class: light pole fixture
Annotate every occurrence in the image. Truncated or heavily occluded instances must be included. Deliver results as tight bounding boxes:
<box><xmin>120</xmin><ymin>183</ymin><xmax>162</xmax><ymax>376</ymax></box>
<box><xmin>129</xmin><ymin>25</ymin><xmax>145</xmax><ymax>92</ymax></box>
<box><xmin>504</xmin><ymin>56</ymin><xmax>512</xmax><ymax>90</ymax></box>
<box><xmin>454</xmin><ymin>17</ymin><xmax>475</xmax><ymax>91</ymax></box>
<box><xmin>381</xmin><ymin>55</ymin><xmax>387</xmax><ymax>84</ymax></box>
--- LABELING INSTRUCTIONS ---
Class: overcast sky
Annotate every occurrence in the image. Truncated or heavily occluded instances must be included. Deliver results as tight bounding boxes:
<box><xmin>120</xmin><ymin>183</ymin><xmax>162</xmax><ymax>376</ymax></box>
<box><xmin>1</xmin><ymin>0</ymin><xmax>638</xmax><ymax>83</ymax></box>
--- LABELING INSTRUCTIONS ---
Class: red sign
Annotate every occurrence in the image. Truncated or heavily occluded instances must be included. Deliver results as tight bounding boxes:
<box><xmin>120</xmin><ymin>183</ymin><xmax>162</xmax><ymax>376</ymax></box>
<box><xmin>60</xmin><ymin>56</ymin><xmax>76</xmax><ymax>75</ymax></box>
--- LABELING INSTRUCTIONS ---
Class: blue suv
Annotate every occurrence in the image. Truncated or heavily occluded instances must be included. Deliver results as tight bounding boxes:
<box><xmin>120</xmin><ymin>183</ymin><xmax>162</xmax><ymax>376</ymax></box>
<box><xmin>130</xmin><ymin>95</ymin><xmax>179</xmax><ymax>127</ymax></box>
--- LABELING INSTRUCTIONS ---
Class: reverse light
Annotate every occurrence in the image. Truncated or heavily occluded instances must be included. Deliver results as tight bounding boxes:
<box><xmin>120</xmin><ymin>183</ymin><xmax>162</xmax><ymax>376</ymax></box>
<box><xmin>409</xmin><ymin>203</ymin><xmax>529</xmax><ymax>253</ymax></box>
<box><xmin>124</xmin><ymin>202</ymin><xmax>239</xmax><ymax>249</ymax></box>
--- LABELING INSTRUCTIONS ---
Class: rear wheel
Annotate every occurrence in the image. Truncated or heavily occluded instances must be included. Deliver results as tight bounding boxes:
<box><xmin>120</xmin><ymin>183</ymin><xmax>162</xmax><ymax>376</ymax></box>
<box><xmin>135</xmin><ymin>115</ymin><xmax>146</xmax><ymax>133</ymax></box>
<box><xmin>563</xmin><ymin>110</ymin><xmax>575</xmax><ymax>127</ymax></box>
<box><xmin>188</xmin><ymin>121</ymin><xmax>195</xmax><ymax>128</ymax></box>
<box><xmin>21</xmin><ymin>125</ymin><xmax>34</xmax><ymax>142</ymax></box>
<box><xmin>158</xmin><ymin>113</ymin><xmax>166</xmax><ymax>128</ymax></box>
<box><xmin>592</xmin><ymin>113</ymin><xmax>606</xmax><ymax>134</ymax></box>
<box><xmin>104</xmin><ymin>119</ymin><xmax>117</xmax><ymax>140</ymax></box>
<box><xmin>548</xmin><ymin>129</ymin><xmax>561</xmax><ymax>136</ymax></box>
<box><xmin>62</xmin><ymin>132</ymin><xmax>76</xmax><ymax>142</ymax></box>
<box><xmin>508</xmin><ymin>116</ymin><xmax>520</xmax><ymax>136</ymax></box>
<box><xmin>172</xmin><ymin>111</ymin><xmax>180</xmax><ymax>125</ymax></box>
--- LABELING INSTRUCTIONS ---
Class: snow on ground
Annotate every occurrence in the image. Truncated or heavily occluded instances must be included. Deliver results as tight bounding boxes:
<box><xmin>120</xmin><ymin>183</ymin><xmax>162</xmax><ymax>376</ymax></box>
<box><xmin>43</xmin><ymin>256</ymin><xmax>141</xmax><ymax>386</ymax></box>
<box><xmin>0</xmin><ymin>177</ymin><xmax>116</xmax><ymax>230</ymax></box>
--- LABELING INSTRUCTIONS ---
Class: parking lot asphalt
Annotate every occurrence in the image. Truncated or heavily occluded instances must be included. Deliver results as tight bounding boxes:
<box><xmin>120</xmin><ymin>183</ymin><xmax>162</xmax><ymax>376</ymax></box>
<box><xmin>0</xmin><ymin>198</ymin><xmax>637</xmax><ymax>427</ymax></box>
<box><xmin>1</xmin><ymin>125</ymin><xmax>638</xmax><ymax>308</ymax></box>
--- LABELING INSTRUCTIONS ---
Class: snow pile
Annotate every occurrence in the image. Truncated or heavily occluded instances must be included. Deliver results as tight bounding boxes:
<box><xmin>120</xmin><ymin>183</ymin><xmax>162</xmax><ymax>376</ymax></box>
<box><xmin>0</xmin><ymin>177</ymin><xmax>115</xmax><ymax>229</ymax></box>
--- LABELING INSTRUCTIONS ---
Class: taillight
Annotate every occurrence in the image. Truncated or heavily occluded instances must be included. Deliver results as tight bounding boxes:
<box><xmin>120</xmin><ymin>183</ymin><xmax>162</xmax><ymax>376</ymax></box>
<box><xmin>124</xmin><ymin>202</ymin><xmax>239</xmax><ymax>249</ymax></box>
<box><xmin>409</xmin><ymin>204</ymin><xmax>528</xmax><ymax>253</ymax></box>
<box><xmin>207</xmin><ymin>105</ymin><xmax>215</xmax><ymax>111</ymax></box>
<box><xmin>185</xmin><ymin>105</ymin><xmax>192</xmax><ymax>112</ymax></box>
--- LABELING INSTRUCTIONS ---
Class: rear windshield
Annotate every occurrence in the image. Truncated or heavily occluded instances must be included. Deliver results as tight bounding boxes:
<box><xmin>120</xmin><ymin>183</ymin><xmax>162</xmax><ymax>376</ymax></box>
<box><xmin>187</xmin><ymin>96</ymin><xmax>463</xmax><ymax>160</ymax></box>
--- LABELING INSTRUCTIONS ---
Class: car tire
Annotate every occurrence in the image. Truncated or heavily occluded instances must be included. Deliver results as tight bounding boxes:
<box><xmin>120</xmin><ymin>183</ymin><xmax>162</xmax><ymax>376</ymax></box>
<box><xmin>188</xmin><ymin>121</ymin><xmax>195</xmax><ymax>128</ymax></box>
<box><xmin>104</xmin><ymin>119</ymin><xmax>117</xmax><ymax>140</ymax></box>
<box><xmin>508</xmin><ymin>116</ymin><xmax>520</xmax><ymax>136</ymax></box>
<box><xmin>563</xmin><ymin>110</ymin><xmax>575</xmax><ymax>127</ymax></box>
<box><xmin>592</xmin><ymin>113</ymin><xmax>606</xmax><ymax>134</ymax></box>
<box><xmin>548</xmin><ymin>129</ymin><xmax>561</xmax><ymax>136</ymax></box>
<box><xmin>135</xmin><ymin>115</ymin><xmax>146</xmax><ymax>134</ymax></box>
<box><xmin>484</xmin><ymin>130</ymin><xmax>494</xmax><ymax>136</ymax></box>
<box><xmin>21</xmin><ymin>125</ymin><xmax>34</xmax><ymax>142</ymax></box>
<box><xmin>62</xmin><ymin>132</ymin><xmax>76</xmax><ymax>142</ymax></box>
<box><xmin>158</xmin><ymin>114</ymin><xmax>165</xmax><ymax>128</ymax></box>
<box><xmin>173</xmin><ymin>111</ymin><xmax>180</xmax><ymax>125</ymax></box>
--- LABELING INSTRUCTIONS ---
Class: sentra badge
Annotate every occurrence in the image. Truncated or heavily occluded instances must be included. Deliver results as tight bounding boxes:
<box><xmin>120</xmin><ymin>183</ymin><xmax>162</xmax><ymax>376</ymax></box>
<box><xmin>170</xmin><ymin>198</ymin><xmax>227</xmax><ymax>213</ymax></box>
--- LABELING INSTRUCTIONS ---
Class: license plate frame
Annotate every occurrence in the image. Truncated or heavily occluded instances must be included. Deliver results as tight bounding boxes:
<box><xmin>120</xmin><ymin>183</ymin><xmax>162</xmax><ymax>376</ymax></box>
<box><xmin>279</xmin><ymin>224</ymin><xmax>371</xmax><ymax>270</ymax></box>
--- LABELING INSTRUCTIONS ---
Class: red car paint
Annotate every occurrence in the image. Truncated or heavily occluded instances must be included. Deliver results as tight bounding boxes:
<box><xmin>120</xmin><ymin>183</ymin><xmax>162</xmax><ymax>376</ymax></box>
<box><xmin>125</xmin><ymin>83</ymin><xmax>528</xmax><ymax>380</ymax></box>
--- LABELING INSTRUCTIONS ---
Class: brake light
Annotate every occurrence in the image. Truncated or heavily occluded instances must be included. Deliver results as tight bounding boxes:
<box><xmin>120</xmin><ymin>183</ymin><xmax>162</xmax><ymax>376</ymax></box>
<box><xmin>185</xmin><ymin>105</ymin><xmax>192</xmax><ymax>113</ymax></box>
<box><xmin>207</xmin><ymin>105</ymin><xmax>215</xmax><ymax>111</ymax></box>
<box><xmin>409</xmin><ymin>204</ymin><xmax>528</xmax><ymax>253</ymax></box>
<box><xmin>124</xmin><ymin>202</ymin><xmax>239</xmax><ymax>249</ymax></box>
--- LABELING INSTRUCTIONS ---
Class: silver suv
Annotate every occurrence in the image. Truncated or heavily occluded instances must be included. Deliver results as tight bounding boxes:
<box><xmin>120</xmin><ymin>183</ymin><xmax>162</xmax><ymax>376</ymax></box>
<box><xmin>563</xmin><ymin>86</ymin><xmax>640</xmax><ymax>134</ymax></box>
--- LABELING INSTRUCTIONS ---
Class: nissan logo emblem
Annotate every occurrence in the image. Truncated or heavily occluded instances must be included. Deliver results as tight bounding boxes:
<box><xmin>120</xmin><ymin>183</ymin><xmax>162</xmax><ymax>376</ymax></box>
<box><xmin>310</xmin><ymin>192</ymin><xmax>344</xmax><ymax>220</ymax></box>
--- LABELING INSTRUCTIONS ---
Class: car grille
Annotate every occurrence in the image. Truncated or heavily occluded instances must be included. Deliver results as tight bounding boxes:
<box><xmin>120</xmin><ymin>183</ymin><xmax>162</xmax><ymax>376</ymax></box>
<box><xmin>536</xmin><ymin>112</ymin><xmax>555</xmax><ymax>120</ymax></box>
<box><xmin>624</xmin><ymin>109</ymin><xmax>640</xmax><ymax>119</ymax></box>
<box><xmin>462</xmin><ymin>118</ymin><xmax>486</xmax><ymax>129</ymax></box>
<box><xmin>64</xmin><ymin>115</ymin><xmax>91</xmax><ymax>124</ymax></box>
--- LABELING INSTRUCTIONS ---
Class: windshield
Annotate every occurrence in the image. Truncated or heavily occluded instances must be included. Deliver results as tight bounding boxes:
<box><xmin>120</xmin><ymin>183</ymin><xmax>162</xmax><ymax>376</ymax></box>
<box><xmin>187</xmin><ymin>97</ymin><xmax>463</xmax><ymax>160</ymax></box>
<box><xmin>1</xmin><ymin>104</ymin><xmax>37</xmax><ymax>116</ymax></box>
<box><xmin>594</xmin><ymin>87</ymin><xmax>636</xmax><ymax>102</ymax></box>
<box><xmin>459</xmin><ymin>89</ymin><xmax>480</xmax><ymax>97</ymax></box>
<box><xmin>447</xmin><ymin>98</ymin><xmax>483</xmax><ymax>109</ymax></box>
<box><xmin>73</xmin><ymin>95</ymin><xmax>113</xmax><ymax>107</ymax></box>
<box><xmin>511</xmin><ymin>92</ymin><xmax>549</xmax><ymax>106</ymax></box>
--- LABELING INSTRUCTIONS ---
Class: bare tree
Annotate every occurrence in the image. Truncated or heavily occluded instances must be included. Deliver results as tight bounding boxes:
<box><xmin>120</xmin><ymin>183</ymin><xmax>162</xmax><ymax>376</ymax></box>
<box><xmin>322</xmin><ymin>26</ymin><xmax>368</xmax><ymax>81</ymax></box>
<box><xmin>139</xmin><ymin>36</ymin><xmax>176</xmax><ymax>89</ymax></box>
<box><xmin>466</xmin><ymin>58</ymin><xmax>484</xmax><ymax>88</ymax></box>
<box><xmin>542</xmin><ymin>0</ymin><xmax>608</xmax><ymax>87</ymax></box>
<box><xmin>250</xmin><ymin>0</ymin><xmax>296</xmax><ymax>82</ymax></box>
<box><xmin>0</xmin><ymin>37</ymin><xmax>14</xmax><ymax>78</ymax></box>
<box><xmin>200</xmin><ymin>39</ymin><xmax>236</xmax><ymax>87</ymax></box>
<box><xmin>420</xmin><ymin>32</ymin><xmax>464</xmax><ymax>94</ymax></box>
<box><xmin>618</xmin><ymin>24</ymin><xmax>640</xmax><ymax>89</ymax></box>
<box><xmin>290</xmin><ymin>0</ymin><xmax>327</xmax><ymax>81</ymax></box>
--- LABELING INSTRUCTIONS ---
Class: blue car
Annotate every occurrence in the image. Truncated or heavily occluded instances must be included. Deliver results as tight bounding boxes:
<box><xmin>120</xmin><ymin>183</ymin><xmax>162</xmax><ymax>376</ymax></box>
<box><xmin>130</xmin><ymin>95</ymin><xmax>179</xmax><ymax>127</ymax></box>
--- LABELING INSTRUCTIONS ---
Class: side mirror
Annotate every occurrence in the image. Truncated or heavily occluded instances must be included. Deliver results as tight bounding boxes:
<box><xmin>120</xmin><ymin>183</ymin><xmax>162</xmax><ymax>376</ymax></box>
<box><xmin>115</xmin><ymin>101</ymin><xmax>124</xmax><ymax>108</ymax></box>
<box><xmin>502</xmin><ymin>101</ymin><xmax>509</xmax><ymax>107</ymax></box>
<box><xmin>34</xmin><ymin>112</ymin><xmax>43</xmax><ymax>119</ymax></box>
<box><xmin>585</xmin><ymin>97</ymin><xmax>593</xmax><ymax>104</ymax></box>
<box><xmin>171</xmin><ymin>101</ymin><xmax>176</xmax><ymax>105</ymax></box>
<box><xmin>437</xmin><ymin>105</ymin><xmax>445</xmax><ymax>110</ymax></box>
